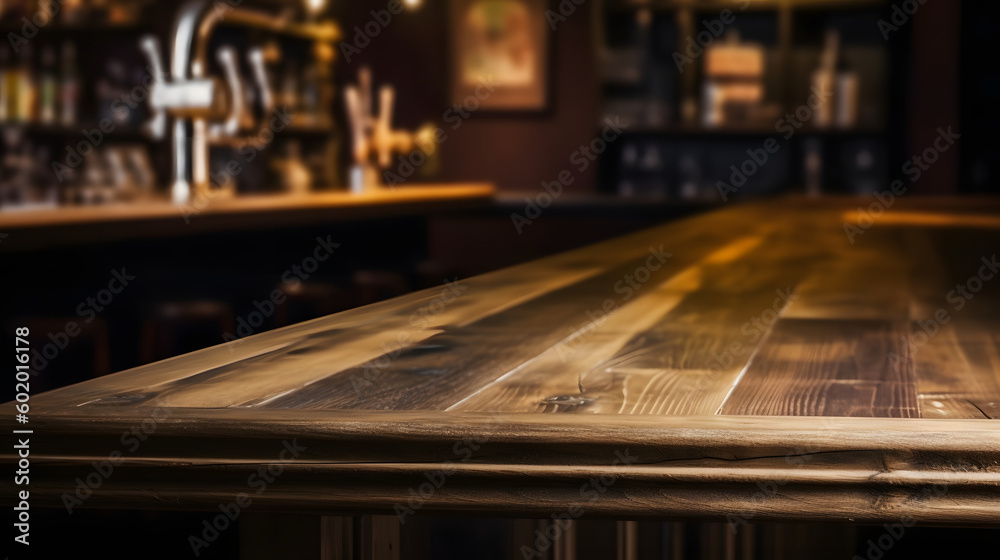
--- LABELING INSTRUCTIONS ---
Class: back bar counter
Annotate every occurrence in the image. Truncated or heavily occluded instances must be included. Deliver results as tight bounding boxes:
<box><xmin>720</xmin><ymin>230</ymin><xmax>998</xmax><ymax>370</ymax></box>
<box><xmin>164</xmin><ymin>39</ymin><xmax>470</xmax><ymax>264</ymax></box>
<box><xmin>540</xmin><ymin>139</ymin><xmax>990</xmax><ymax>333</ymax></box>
<box><xmin>4</xmin><ymin>196</ymin><xmax>1000</xmax><ymax>549</ymax></box>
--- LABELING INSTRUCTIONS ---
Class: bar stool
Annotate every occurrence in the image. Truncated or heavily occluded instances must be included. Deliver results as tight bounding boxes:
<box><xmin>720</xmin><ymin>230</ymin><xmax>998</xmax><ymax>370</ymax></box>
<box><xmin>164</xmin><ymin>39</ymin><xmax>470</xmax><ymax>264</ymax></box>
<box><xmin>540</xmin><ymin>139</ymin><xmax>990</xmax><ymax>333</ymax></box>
<box><xmin>352</xmin><ymin>270</ymin><xmax>410</xmax><ymax>306</ymax></box>
<box><xmin>7</xmin><ymin>316</ymin><xmax>111</xmax><ymax>393</ymax></box>
<box><xmin>139</xmin><ymin>300</ymin><xmax>235</xmax><ymax>364</ymax></box>
<box><xmin>273</xmin><ymin>281</ymin><xmax>351</xmax><ymax>327</ymax></box>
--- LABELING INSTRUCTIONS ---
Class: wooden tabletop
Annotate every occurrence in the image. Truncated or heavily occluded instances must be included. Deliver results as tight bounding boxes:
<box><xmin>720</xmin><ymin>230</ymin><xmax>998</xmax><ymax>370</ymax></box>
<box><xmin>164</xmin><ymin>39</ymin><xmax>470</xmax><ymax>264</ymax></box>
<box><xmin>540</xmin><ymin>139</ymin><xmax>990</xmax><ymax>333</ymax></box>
<box><xmin>5</xmin><ymin>195</ymin><xmax>1000</xmax><ymax>524</ymax></box>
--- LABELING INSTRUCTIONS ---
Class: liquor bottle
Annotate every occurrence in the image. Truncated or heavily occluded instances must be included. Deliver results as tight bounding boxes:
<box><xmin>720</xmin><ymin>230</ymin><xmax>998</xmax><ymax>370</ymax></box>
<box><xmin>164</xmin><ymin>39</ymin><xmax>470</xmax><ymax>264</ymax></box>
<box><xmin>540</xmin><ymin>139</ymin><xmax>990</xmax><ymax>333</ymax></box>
<box><xmin>302</xmin><ymin>62</ymin><xmax>319</xmax><ymax>118</ymax></box>
<box><xmin>13</xmin><ymin>44</ymin><xmax>36</xmax><ymax>122</ymax></box>
<box><xmin>810</xmin><ymin>30</ymin><xmax>838</xmax><ymax>129</ymax></box>
<box><xmin>804</xmin><ymin>138</ymin><xmax>823</xmax><ymax>196</ymax></box>
<box><xmin>314</xmin><ymin>43</ymin><xmax>335</xmax><ymax>126</ymax></box>
<box><xmin>282</xmin><ymin>61</ymin><xmax>300</xmax><ymax>115</ymax></box>
<box><xmin>59</xmin><ymin>42</ymin><xmax>79</xmax><ymax>126</ymax></box>
<box><xmin>835</xmin><ymin>56</ymin><xmax>859</xmax><ymax>129</ymax></box>
<box><xmin>39</xmin><ymin>46</ymin><xmax>58</xmax><ymax>124</ymax></box>
<box><xmin>0</xmin><ymin>45</ymin><xmax>10</xmax><ymax>121</ymax></box>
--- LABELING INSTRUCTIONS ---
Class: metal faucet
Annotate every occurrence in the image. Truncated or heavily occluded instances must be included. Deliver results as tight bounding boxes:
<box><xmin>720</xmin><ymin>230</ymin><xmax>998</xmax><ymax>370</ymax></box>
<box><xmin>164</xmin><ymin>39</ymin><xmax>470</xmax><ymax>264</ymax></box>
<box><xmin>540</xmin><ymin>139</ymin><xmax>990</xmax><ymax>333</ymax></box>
<box><xmin>141</xmin><ymin>0</ymin><xmax>340</xmax><ymax>204</ymax></box>
<box><xmin>344</xmin><ymin>67</ymin><xmax>435</xmax><ymax>191</ymax></box>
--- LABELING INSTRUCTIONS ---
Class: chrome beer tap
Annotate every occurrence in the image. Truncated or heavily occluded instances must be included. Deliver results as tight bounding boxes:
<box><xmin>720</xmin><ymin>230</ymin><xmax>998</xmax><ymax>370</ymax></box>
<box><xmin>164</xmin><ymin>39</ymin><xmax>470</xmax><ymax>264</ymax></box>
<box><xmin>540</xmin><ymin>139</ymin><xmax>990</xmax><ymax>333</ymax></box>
<box><xmin>141</xmin><ymin>0</ymin><xmax>340</xmax><ymax>204</ymax></box>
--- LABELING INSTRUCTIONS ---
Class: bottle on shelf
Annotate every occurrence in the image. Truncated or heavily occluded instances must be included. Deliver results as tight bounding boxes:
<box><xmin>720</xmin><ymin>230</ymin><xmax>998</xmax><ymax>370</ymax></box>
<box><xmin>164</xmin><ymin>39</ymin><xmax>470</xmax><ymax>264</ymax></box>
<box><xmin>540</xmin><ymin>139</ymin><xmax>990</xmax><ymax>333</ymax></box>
<box><xmin>38</xmin><ymin>0</ymin><xmax>58</xmax><ymax>23</ymax></box>
<box><xmin>811</xmin><ymin>30</ymin><xmax>838</xmax><ymax>129</ymax></box>
<box><xmin>315</xmin><ymin>42</ymin><xmax>336</xmax><ymax>126</ymax></box>
<box><xmin>835</xmin><ymin>55</ymin><xmax>859</xmax><ymax>129</ymax></box>
<box><xmin>804</xmin><ymin>138</ymin><xmax>823</xmax><ymax>197</ymax></box>
<box><xmin>39</xmin><ymin>45</ymin><xmax>58</xmax><ymax>124</ymax></box>
<box><xmin>59</xmin><ymin>41</ymin><xmax>79</xmax><ymax>126</ymax></box>
<box><xmin>679</xmin><ymin>154</ymin><xmax>702</xmax><ymax>201</ymax></box>
<box><xmin>13</xmin><ymin>43</ymin><xmax>36</xmax><ymax>122</ymax></box>
<box><xmin>701</xmin><ymin>31</ymin><xmax>764</xmax><ymax>129</ymax></box>
<box><xmin>281</xmin><ymin>61</ymin><xmax>301</xmax><ymax>117</ymax></box>
<box><xmin>302</xmin><ymin>61</ymin><xmax>320</xmax><ymax>119</ymax></box>
<box><xmin>61</xmin><ymin>0</ymin><xmax>86</xmax><ymax>25</ymax></box>
<box><xmin>274</xmin><ymin>140</ymin><xmax>312</xmax><ymax>195</ymax></box>
<box><xmin>0</xmin><ymin>45</ymin><xmax>10</xmax><ymax>121</ymax></box>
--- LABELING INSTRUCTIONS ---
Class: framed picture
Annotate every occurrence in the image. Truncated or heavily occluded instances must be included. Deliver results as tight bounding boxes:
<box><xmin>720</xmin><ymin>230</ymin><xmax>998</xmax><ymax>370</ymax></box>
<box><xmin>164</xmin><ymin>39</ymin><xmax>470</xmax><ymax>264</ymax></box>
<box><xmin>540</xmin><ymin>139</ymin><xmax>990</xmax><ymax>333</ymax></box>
<box><xmin>450</xmin><ymin>0</ymin><xmax>550</xmax><ymax>111</ymax></box>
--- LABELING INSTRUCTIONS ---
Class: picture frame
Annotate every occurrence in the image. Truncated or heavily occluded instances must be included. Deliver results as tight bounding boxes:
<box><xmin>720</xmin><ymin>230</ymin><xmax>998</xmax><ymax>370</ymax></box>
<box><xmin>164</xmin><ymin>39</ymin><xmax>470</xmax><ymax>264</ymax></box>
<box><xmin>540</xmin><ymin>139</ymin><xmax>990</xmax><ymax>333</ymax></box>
<box><xmin>449</xmin><ymin>0</ymin><xmax>550</xmax><ymax>111</ymax></box>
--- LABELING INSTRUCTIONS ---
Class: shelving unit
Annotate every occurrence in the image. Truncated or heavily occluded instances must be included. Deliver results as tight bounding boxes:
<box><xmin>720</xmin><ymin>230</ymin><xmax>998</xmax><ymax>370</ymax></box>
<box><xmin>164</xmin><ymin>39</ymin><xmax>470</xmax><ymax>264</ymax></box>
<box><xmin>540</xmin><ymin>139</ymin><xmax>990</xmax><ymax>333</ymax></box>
<box><xmin>597</xmin><ymin>0</ymin><xmax>906</xmax><ymax>202</ymax></box>
<box><xmin>0</xmin><ymin>0</ymin><xmax>343</xmax><ymax>210</ymax></box>
<box><xmin>0</xmin><ymin>5</ymin><xmax>164</xmax><ymax>206</ymax></box>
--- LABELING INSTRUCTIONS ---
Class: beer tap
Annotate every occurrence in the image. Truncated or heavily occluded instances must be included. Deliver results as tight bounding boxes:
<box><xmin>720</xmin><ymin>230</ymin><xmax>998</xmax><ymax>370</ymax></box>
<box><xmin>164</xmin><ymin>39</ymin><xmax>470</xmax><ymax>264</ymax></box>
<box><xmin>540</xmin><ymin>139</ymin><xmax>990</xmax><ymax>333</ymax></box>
<box><xmin>344</xmin><ymin>67</ymin><xmax>434</xmax><ymax>191</ymax></box>
<box><xmin>140</xmin><ymin>0</ymin><xmax>340</xmax><ymax>204</ymax></box>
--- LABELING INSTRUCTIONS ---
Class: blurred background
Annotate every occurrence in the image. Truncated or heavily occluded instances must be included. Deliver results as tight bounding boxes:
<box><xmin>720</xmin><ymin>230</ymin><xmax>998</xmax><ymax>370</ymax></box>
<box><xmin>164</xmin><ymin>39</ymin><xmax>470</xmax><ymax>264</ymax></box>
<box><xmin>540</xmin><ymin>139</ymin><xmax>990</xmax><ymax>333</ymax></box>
<box><xmin>0</xmin><ymin>1</ymin><xmax>997</xmax><ymax>556</ymax></box>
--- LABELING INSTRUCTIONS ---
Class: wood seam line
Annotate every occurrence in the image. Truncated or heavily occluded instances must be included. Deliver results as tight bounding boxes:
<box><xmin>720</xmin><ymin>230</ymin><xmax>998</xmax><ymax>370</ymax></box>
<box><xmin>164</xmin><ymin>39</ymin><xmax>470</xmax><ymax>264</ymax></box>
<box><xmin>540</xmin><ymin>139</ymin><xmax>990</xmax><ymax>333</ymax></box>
<box><xmin>445</xmin><ymin>236</ymin><xmax>766</xmax><ymax>411</ymax></box>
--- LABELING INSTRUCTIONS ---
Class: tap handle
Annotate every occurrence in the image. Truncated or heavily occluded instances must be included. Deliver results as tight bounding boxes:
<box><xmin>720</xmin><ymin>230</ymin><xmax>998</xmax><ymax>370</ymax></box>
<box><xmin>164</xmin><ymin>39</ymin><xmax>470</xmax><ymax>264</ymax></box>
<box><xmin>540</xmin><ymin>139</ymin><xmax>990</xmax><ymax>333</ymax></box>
<box><xmin>358</xmin><ymin>66</ymin><xmax>373</xmax><ymax>132</ymax></box>
<box><xmin>139</xmin><ymin>35</ymin><xmax>167</xmax><ymax>139</ymax></box>
<box><xmin>214</xmin><ymin>47</ymin><xmax>243</xmax><ymax>137</ymax></box>
<box><xmin>344</xmin><ymin>86</ymin><xmax>368</xmax><ymax>165</ymax></box>
<box><xmin>376</xmin><ymin>85</ymin><xmax>395</xmax><ymax>168</ymax></box>
<box><xmin>247</xmin><ymin>48</ymin><xmax>274</xmax><ymax>118</ymax></box>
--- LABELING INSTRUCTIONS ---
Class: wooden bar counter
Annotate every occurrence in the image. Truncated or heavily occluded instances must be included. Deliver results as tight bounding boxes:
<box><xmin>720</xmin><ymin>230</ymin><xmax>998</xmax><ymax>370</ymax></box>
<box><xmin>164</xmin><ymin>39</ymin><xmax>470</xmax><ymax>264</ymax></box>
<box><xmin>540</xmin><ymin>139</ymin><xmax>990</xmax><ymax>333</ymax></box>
<box><xmin>0</xmin><ymin>184</ymin><xmax>495</xmax><ymax>249</ymax></box>
<box><xmin>4</xmin><ymin>196</ymin><xmax>1000</xmax><ymax>527</ymax></box>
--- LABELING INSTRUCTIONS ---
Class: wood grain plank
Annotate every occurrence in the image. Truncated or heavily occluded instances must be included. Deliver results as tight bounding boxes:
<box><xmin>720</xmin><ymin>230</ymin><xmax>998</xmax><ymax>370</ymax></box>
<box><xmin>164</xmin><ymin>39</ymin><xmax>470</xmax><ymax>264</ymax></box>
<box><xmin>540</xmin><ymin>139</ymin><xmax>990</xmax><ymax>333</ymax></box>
<box><xmin>718</xmin><ymin>319</ymin><xmax>919</xmax><ymax>417</ymax></box>
<box><xmin>902</xmin><ymin>228</ymin><xmax>953</xmax><ymax>321</ymax></box>
<box><xmin>913</xmin><ymin>324</ymin><xmax>1000</xmax><ymax>395</ymax></box>
<box><xmin>445</xmin><ymin>294</ymin><xmax>689</xmax><ymax>413</ymax></box>
<box><xmin>447</xmin><ymin>236</ymin><xmax>775</xmax><ymax>414</ymax></box>
<box><xmin>919</xmin><ymin>394</ymin><xmax>999</xmax><ymax>419</ymax></box>
<box><xmin>258</xmin><ymin>247</ymin><xmax>706</xmax><ymax>411</ymax></box>
<box><xmin>779</xmin><ymin>259</ymin><xmax>911</xmax><ymax>321</ymax></box>
<box><xmin>35</xmin><ymin>262</ymin><xmax>606</xmax><ymax>410</ymax></box>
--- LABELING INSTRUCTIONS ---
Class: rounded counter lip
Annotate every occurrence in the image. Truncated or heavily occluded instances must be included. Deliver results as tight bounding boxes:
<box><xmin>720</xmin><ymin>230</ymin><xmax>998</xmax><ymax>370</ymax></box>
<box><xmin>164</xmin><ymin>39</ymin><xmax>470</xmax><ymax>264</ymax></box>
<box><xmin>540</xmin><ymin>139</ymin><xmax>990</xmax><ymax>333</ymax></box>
<box><xmin>0</xmin><ymin>183</ymin><xmax>496</xmax><ymax>250</ymax></box>
<box><xmin>0</xmin><ymin>184</ymin><xmax>497</xmax><ymax>230</ymax></box>
<box><xmin>3</xmin><ymin>410</ymin><xmax>999</xmax><ymax>524</ymax></box>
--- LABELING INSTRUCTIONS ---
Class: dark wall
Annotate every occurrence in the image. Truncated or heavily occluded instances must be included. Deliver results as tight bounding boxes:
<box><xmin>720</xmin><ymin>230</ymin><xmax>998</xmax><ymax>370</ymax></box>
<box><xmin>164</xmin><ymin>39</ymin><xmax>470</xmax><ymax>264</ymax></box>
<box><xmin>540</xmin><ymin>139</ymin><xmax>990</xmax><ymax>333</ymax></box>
<box><xmin>960</xmin><ymin>0</ymin><xmax>1000</xmax><ymax>193</ymax></box>
<box><xmin>907</xmin><ymin>0</ymin><xmax>961</xmax><ymax>193</ymax></box>
<box><xmin>332</xmin><ymin>0</ymin><xmax>601</xmax><ymax>193</ymax></box>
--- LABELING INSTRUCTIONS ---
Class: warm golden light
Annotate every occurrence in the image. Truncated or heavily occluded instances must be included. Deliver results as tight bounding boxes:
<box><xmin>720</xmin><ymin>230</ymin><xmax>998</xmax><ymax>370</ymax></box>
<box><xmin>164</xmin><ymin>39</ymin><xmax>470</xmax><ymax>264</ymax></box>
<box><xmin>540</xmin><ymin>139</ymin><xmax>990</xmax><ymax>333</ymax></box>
<box><xmin>305</xmin><ymin>0</ymin><xmax>327</xmax><ymax>16</ymax></box>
